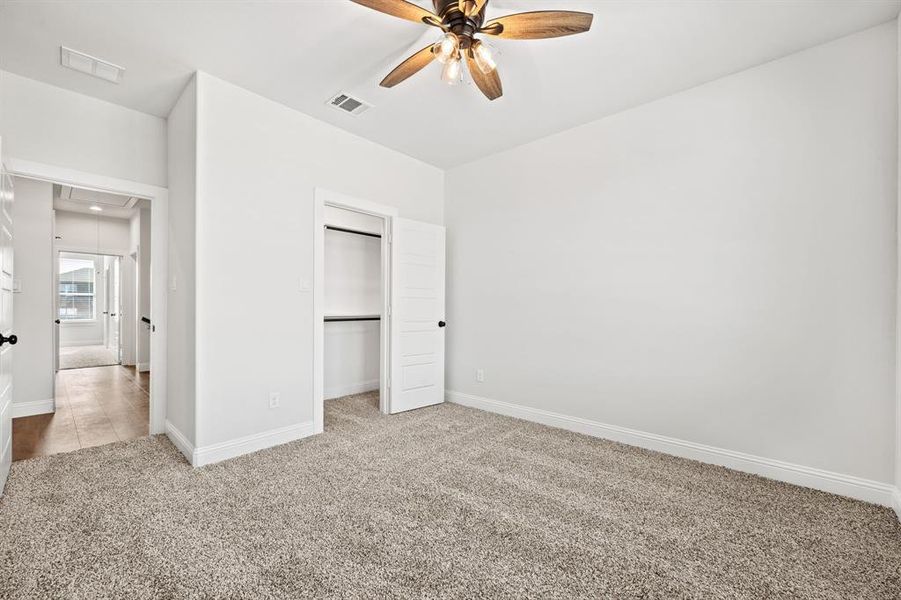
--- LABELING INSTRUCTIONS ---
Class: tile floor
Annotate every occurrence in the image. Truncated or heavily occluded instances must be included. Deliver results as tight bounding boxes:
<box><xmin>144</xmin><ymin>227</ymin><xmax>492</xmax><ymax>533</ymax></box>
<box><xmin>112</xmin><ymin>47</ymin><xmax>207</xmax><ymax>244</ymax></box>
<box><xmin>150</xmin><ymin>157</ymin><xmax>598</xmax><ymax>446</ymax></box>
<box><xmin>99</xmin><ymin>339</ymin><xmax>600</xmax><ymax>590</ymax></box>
<box><xmin>12</xmin><ymin>366</ymin><xmax>149</xmax><ymax>461</ymax></box>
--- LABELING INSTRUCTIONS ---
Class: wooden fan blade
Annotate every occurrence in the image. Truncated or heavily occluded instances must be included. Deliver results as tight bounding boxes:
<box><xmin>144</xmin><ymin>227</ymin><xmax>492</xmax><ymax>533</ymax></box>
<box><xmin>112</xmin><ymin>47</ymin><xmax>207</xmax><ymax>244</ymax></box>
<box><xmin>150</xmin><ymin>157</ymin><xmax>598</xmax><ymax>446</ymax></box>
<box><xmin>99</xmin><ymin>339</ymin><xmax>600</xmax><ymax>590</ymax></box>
<box><xmin>469</xmin><ymin>0</ymin><xmax>488</xmax><ymax>16</ymax></box>
<box><xmin>380</xmin><ymin>44</ymin><xmax>437</xmax><ymax>88</ymax></box>
<box><xmin>350</xmin><ymin>0</ymin><xmax>440</xmax><ymax>26</ymax></box>
<box><xmin>480</xmin><ymin>11</ymin><xmax>593</xmax><ymax>39</ymax></box>
<box><xmin>465</xmin><ymin>50</ymin><xmax>502</xmax><ymax>100</ymax></box>
<box><xmin>458</xmin><ymin>0</ymin><xmax>487</xmax><ymax>16</ymax></box>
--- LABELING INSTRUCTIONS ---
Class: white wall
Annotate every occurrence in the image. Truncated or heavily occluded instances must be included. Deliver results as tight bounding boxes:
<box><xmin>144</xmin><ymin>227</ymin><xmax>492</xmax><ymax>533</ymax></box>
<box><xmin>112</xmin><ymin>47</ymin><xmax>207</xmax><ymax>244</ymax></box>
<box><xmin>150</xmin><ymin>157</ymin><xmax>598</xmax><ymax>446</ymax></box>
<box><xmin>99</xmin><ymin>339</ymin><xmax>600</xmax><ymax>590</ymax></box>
<box><xmin>324</xmin><ymin>321</ymin><xmax>380</xmax><ymax>400</ymax></box>
<box><xmin>323</xmin><ymin>208</ymin><xmax>382</xmax><ymax>399</ymax></box>
<box><xmin>324</xmin><ymin>230</ymin><xmax>381</xmax><ymax>316</ymax></box>
<box><xmin>11</xmin><ymin>177</ymin><xmax>54</xmax><ymax>408</ymax></box>
<box><xmin>0</xmin><ymin>71</ymin><xmax>166</xmax><ymax>187</ymax></box>
<box><xmin>166</xmin><ymin>77</ymin><xmax>197</xmax><ymax>446</ymax></box>
<box><xmin>193</xmin><ymin>72</ymin><xmax>443</xmax><ymax>449</ymax></box>
<box><xmin>55</xmin><ymin>210</ymin><xmax>131</xmax><ymax>254</ymax></box>
<box><xmin>445</xmin><ymin>23</ymin><xmax>898</xmax><ymax>484</ymax></box>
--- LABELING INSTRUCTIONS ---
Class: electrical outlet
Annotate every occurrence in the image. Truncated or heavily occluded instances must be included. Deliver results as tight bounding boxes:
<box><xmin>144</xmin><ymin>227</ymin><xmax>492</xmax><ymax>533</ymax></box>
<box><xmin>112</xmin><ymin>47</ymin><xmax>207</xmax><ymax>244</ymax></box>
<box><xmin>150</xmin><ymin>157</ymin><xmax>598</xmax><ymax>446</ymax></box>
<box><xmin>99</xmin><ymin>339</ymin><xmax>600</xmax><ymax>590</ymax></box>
<box><xmin>476</xmin><ymin>369</ymin><xmax>484</xmax><ymax>383</ymax></box>
<box><xmin>269</xmin><ymin>392</ymin><xmax>280</xmax><ymax>409</ymax></box>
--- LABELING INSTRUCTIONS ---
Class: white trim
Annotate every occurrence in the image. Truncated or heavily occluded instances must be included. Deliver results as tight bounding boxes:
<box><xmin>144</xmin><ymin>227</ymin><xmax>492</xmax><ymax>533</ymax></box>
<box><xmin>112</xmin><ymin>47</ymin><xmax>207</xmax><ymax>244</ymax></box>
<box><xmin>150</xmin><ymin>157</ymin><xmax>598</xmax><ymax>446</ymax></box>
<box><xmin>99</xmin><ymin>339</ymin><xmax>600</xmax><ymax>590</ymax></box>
<box><xmin>0</xmin><ymin>403</ymin><xmax>10</xmax><ymax>496</ymax></box>
<box><xmin>0</xmin><ymin>435</ymin><xmax>9</xmax><ymax>497</ymax></box>
<box><xmin>192</xmin><ymin>421</ymin><xmax>316</xmax><ymax>467</ymax></box>
<box><xmin>313</xmin><ymin>188</ymin><xmax>397</xmax><ymax>434</ymax></box>
<box><xmin>11</xmin><ymin>399</ymin><xmax>54</xmax><ymax>418</ymax></box>
<box><xmin>137</xmin><ymin>362</ymin><xmax>150</xmax><ymax>372</ymax></box>
<box><xmin>6</xmin><ymin>157</ymin><xmax>168</xmax><ymax>435</ymax></box>
<box><xmin>165</xmin><ymin>419</ymin><xmax>195</xmax><ymax>465</ymax></box>
<box><xmin>325</xmin><ymin>379</ymin><xmax>380</xmax><ymax>401</ymax></box>
<box><xmin>447</xmin><ymin>390</ymin><xmax>897</xmax><ymax>507</ymax></box>
<box><xmin>892</xmin><ymin>488</ymin><xmax>901</xmax><ymax>522</ymax></box>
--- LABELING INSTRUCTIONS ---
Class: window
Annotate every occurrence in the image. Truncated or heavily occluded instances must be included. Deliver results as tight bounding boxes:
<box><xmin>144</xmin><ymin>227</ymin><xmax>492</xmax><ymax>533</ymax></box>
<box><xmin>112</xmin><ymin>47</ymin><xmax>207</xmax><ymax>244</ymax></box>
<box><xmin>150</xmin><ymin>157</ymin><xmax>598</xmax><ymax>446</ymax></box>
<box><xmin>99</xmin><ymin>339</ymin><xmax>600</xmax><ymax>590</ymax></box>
<box><xmin>59</xmin><ymin>257</ymin><xmax>96</xmax><ymax>321</ymax></box>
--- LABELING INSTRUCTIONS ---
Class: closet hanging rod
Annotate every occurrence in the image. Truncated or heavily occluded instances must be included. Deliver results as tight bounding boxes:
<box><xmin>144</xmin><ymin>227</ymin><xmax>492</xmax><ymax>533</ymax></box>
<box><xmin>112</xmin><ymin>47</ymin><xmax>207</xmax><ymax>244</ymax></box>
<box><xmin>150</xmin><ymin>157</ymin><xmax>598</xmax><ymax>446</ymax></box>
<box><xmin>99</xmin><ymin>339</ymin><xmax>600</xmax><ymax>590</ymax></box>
<box><xmin>324</xmin><ymin>316</ymin><xmax>381</xmax><ymax>322</ymax></box>
<box><xmin>325</xmin><ymin>225</ymin><xmax>381</xmax><ymax>239</ymax></box>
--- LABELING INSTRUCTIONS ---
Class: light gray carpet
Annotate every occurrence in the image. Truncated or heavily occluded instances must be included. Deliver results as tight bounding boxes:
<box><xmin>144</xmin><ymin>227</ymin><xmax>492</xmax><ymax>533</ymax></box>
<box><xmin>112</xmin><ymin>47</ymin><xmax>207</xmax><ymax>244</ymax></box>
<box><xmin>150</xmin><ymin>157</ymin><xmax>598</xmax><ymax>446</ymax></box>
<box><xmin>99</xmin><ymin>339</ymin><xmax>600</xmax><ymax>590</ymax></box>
<box><xmin>59</xmin><ymin>345</ymin><xmax>119</xmax><ymax>370</ymax></box>
<box><xmin>1</xmin><ymin>392</ymin><xmax>899</xmax><ymax>599</ymax></box>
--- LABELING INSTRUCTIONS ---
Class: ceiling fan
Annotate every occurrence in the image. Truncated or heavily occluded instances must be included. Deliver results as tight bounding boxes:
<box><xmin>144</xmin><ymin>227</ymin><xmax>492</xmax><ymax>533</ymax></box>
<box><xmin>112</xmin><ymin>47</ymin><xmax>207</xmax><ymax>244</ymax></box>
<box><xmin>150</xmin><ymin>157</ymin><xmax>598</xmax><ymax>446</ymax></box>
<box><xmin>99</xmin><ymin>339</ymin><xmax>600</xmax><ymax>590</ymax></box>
<box><xmin>350</xmin><ymin>0</ymin><xmax>594</xmax><ymax>100</ymax></box>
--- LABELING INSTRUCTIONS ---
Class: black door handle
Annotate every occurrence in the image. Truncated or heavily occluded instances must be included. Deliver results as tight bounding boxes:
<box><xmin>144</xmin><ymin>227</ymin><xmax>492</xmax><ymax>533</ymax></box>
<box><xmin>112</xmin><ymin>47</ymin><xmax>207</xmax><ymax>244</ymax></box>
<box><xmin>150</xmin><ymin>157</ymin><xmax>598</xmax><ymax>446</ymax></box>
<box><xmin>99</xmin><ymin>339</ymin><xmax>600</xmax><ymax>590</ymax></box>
<box><xmin>54</xmin><ymin>319</ymin><xmax>60</xmax><ymax>325</ymax></box>
<box><xmin>438</xmin><ymin>321</ymin><xmax>446</xmax><ymax>328</ymax></box>
<box><xmin>0</xmin><ymin>334</ymin><xmax>17</xmax><ymax>347</ymax></box>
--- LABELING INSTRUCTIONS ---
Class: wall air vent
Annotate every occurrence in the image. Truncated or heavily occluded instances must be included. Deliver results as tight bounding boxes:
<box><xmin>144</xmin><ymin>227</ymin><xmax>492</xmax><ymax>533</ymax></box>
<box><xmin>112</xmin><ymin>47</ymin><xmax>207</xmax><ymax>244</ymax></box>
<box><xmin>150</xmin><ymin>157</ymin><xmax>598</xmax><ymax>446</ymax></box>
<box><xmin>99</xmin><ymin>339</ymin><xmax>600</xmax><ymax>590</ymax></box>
<box><xmin>60</xmin><ymin>46</ymin><xmax>124</xmax><ymax>84</ymax></box>
<box><xmin>327</xmin><ymin>92</ymin><xmax>371</xmax><ymax>116</ymax></box>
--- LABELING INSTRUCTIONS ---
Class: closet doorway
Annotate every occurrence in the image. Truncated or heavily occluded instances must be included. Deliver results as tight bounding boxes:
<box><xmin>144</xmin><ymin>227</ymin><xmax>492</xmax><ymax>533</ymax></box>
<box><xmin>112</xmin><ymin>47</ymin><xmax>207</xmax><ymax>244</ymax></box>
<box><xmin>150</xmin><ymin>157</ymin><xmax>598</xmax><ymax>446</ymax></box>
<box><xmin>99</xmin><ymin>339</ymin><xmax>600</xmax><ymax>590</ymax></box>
<box><xmin>321</xmin><ymin>206</ymin><xmax>389</xmax><ymax>415</ymax></box>
<box><xmin>313</xmin><ymin>189</ymin><xmax>447</xmax><ymax>435</ymax></box>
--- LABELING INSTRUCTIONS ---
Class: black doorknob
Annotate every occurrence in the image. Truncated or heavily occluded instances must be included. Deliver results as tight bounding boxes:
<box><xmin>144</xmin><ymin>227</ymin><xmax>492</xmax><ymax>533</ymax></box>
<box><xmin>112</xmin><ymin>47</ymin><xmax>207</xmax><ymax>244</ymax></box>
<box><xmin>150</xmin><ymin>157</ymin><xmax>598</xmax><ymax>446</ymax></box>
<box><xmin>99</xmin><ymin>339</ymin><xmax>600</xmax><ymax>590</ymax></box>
<box><xmin>54</xmin><ymin>319</ymin><xmax>60</xmax><ymax>325</ymax></box>
<box><xmin>0</xmin><ymin>334</ymin><xmax>17</xmax><ymax>346</ymax></box>
<box><xmin>438</xmin><ymin>321</ymin><xmax>446</xmax><ymax>328</ymax></box>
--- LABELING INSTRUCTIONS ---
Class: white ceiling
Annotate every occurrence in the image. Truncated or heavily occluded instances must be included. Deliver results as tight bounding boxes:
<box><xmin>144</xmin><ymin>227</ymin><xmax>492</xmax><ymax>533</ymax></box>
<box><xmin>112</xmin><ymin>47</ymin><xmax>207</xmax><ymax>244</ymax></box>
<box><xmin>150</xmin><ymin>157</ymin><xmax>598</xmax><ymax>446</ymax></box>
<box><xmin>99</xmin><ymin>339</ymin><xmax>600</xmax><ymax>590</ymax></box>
<box><xmin>1</xmin><ymin>0</ymin><xmax>899</xmax><ymax>168</ymax></box>
<box><xmin>54</xmin><ymin>184</ymin><xmax>146</xmax><ymax>219</ymax></box>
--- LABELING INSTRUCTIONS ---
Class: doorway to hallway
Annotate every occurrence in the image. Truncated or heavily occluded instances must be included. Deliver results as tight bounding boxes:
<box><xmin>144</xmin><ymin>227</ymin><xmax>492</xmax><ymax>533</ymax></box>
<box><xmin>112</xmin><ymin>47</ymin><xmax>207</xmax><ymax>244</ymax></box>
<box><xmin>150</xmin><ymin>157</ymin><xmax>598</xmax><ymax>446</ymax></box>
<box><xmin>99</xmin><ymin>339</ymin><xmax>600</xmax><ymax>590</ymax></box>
<box><xmin>57</xmin><ymin>251</ymin><xmax>122</xmax><ymax>370</ymax></box>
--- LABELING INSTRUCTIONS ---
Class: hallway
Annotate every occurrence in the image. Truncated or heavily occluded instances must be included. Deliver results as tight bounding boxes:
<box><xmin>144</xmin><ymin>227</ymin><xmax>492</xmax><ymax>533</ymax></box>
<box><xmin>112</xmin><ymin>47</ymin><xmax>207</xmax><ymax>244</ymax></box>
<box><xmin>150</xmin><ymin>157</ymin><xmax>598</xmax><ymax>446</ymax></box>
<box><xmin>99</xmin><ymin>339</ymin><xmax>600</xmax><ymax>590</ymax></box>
<box><xmin>12</xmin><ymin>366</ymin><xmax>149</xmax><ymax>461</ymax></box>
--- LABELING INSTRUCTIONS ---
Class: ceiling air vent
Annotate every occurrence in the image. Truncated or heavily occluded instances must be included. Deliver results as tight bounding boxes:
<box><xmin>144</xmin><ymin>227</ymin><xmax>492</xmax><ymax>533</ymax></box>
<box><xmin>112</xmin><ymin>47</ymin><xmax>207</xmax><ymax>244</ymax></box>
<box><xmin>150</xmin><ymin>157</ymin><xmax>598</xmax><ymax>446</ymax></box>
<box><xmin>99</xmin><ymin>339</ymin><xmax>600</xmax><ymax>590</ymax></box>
<box><xmin>327</xmin><ymin>92</ymin><xmax>371</xmax><ymax>116</ymax></box>
<box><xmin>60</xmin><ymin>46</ymin><xmax>125</xmax><ymax>84</ymax></box>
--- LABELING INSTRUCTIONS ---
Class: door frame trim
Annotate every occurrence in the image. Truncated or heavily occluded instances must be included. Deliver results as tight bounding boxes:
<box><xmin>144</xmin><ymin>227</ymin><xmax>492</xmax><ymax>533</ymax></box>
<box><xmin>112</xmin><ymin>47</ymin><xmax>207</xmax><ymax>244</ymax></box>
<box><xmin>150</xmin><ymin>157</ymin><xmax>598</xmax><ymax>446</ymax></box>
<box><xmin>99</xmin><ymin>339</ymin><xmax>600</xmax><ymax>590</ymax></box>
<box><xmin>313</xmin><ymin>188</ymin><xmax>397</xmax><ymax>434</ymax></box>
<box><xmin>6</xmin><ymin>158</ymin><xmax>168</xmax><ymax>435</ymax></box>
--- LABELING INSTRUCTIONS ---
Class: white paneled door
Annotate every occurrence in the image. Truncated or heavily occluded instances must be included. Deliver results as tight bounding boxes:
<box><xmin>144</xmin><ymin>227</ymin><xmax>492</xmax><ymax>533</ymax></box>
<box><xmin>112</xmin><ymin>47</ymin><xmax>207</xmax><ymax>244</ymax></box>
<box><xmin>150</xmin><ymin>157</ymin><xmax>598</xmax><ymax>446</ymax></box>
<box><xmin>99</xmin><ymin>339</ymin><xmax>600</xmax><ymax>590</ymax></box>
<box><xmin>0</xmin><ymin>159</ymin><xmax>15</xmax><ymax>493</ymax></box>
<box><xmin>389</xmin><ymin>218</ymin><xmax>445</xmax><ymax>413</ymax></box>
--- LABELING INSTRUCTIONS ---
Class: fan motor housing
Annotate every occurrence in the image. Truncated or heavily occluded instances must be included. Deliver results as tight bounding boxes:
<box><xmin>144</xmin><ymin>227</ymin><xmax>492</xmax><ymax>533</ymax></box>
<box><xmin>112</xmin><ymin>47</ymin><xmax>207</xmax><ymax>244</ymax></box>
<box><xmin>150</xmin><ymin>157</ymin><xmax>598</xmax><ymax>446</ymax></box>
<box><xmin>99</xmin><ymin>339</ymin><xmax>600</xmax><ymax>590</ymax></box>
<box><xmin>434</xmin><ymin>0</ymin><xmax>485</xmax><ymax>48</ymax></box>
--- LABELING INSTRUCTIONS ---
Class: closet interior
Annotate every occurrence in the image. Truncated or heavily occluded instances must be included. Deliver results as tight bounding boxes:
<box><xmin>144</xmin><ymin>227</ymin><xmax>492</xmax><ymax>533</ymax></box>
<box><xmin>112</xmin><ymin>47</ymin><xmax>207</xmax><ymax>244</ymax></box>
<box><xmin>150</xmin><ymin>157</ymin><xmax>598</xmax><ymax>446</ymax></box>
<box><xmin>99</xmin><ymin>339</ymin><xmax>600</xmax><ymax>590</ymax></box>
<box><xmin>323</xmin><ymin>206</ymin><xmax>384</xmax><ymax>405</ymax></box>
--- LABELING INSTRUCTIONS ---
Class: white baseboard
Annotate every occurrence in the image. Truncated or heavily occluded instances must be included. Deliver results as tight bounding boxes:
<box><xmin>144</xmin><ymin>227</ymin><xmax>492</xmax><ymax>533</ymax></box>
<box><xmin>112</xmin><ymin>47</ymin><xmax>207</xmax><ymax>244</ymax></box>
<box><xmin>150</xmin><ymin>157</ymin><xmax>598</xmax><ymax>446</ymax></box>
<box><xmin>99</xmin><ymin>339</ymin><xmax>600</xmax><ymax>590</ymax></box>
<box><xmin>0</xmin><ymin>436</ymin><xmax>10</xmax><ymax>496</ymax></box>
<box><xmin>137</xmin><ymin>362</ymin><xmax>150</xmax><ymax>373</ymax></box>
<box><xmin>165</xmin><ymin>420</ymin><xmax>195</xmax><ymax>465</ymax></box>
<box><xmin>325</xmin><ymin>379</ymin><xmax>379</xmax><ymax>400</ymax></box>
<box><xmin>892</xmin><ymin>488</ymin><xmax>901</xmax><ymax>522</ymax></box>
<box><xmin>192</xmin><ymin>421</ymin><xmax>316</xmax><ymax>467</ymax></box>
<box><xmin>11</xmin><ymin>399</ymin><xmax>55</xmax><ymax>418</ymax></box>
<box><xmin>60</xmin><ymin>340</ymin><xmax>104</xmax><ymax>347</ymax></box>
<box><xmin>447</xmin><ymin>390</ymin><xmax>897</xmax><ymax>507</ymax></box>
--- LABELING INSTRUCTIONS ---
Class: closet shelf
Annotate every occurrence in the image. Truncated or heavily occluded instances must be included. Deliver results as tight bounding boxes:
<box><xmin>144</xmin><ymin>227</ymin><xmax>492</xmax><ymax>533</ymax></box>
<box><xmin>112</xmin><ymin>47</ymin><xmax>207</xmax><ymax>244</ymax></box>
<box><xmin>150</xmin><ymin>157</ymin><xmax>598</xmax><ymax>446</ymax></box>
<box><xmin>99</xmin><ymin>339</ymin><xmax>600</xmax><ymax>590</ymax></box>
<box><xmin>324</xmin><ymin>315</ymin><xmax>381</xmax><ymax>322</ymax></box>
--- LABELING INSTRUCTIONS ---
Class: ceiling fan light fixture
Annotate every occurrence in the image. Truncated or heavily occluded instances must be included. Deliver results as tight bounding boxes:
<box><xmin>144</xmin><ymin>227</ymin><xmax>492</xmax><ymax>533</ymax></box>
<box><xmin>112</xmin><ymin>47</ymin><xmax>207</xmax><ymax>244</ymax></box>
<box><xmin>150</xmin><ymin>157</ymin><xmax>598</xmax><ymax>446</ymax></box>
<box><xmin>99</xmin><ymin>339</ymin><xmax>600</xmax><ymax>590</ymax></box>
<box><xmin>441</xmin><ymin>54</ymin><xmax>463</xmax><ymax>85</ymax></box>
<box><xmin>433</xmin><ymin>32</ymin><xmax>460</xmax><ymax>64</ymax></box>
<box><xmin>472</xmin><ymin>40</ymin><xmax>497</xmax><ymax>74</ymax></box>
<box><xmin>351</xmin><ymin>0</ymin><xmax>594</xmax><ymax>100</ymax></box>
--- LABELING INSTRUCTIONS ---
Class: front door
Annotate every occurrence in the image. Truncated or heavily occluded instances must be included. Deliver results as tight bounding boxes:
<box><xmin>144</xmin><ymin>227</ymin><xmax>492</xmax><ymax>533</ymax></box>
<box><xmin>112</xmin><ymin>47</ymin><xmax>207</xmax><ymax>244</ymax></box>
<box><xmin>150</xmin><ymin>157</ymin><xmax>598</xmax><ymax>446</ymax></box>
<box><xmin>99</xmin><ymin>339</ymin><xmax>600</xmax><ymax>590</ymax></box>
<box><xmin>389</xmin><ymin>218</ymin><xmax>445</xmax><ymax>413</ymax></box>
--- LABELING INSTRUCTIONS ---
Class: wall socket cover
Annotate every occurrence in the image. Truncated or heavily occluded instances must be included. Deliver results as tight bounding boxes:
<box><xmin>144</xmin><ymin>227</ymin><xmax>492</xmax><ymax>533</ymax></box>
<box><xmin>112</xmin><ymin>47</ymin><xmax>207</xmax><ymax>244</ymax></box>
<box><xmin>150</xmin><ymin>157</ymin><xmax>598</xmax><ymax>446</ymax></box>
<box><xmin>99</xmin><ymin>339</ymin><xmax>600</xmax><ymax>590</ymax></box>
<box><xmin>269</xmin><ymin>392</ymin><xmax>280</xmax><ymax>408</ymax></box>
